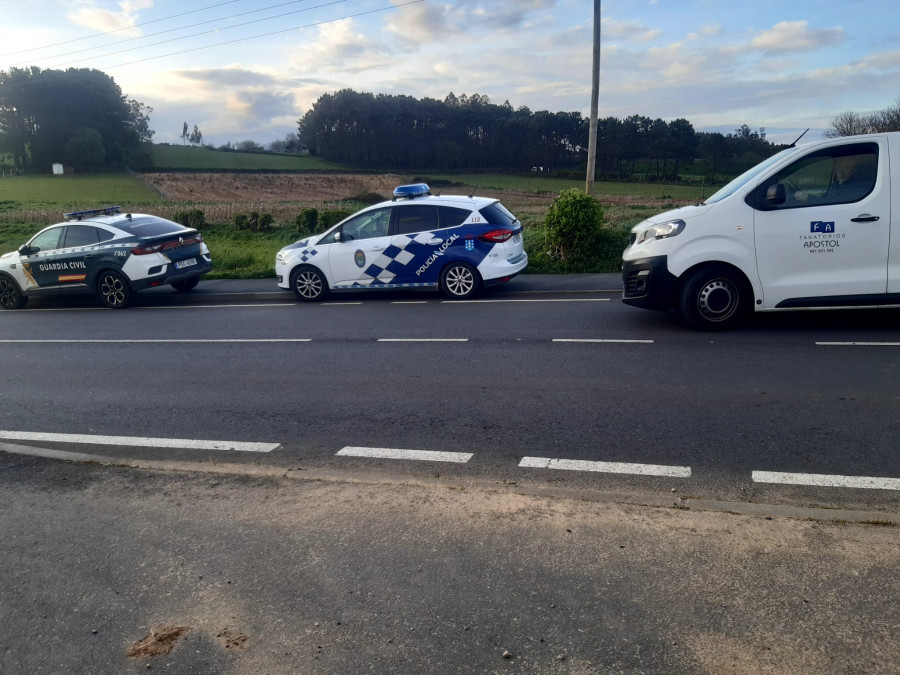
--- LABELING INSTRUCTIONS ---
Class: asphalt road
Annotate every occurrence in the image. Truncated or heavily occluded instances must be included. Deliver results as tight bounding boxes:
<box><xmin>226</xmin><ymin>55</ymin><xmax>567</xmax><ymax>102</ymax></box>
<box><xmin>2</xmin><ymin>274</ymin><xmax>899</xmax><ymax>513</ymax></box>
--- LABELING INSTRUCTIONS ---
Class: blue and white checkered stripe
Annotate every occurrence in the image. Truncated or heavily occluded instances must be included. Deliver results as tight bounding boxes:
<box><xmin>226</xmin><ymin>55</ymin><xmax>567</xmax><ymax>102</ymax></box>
<box><xmin>349</xmin><ymin>231</ymin><xmax>436</xmax><ymax>287</ymax></box>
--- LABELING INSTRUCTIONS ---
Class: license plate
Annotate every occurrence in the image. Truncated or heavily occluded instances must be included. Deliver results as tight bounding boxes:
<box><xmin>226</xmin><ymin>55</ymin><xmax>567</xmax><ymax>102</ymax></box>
<box><xmin>175</xmin><ymin>258</ymin><xmax>197</xmax><ymax>269</ymax></box>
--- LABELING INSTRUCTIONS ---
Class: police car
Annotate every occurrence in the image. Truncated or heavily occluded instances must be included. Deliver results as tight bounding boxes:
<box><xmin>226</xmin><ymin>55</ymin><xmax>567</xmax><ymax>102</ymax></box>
<box><xmin>275</xmin><ymin>184</ymin><xmax>528</xmax><ymax>301</ymax></box>
<box><xmin>0</xmin><ymin>206</ymin><xmax>212</xmax><ymax>310</ymax></box>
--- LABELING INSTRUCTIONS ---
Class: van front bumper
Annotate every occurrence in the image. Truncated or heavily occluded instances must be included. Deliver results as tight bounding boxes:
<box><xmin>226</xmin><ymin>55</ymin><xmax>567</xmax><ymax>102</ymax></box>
<box><xmin>621</xmin><ymin>255</ymin><xmax>678</xmax><ymax>311</ymax></box>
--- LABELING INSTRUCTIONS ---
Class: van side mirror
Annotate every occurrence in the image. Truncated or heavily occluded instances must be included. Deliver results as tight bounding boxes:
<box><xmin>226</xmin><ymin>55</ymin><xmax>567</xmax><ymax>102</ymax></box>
<box><xmin>765</xmin><ymin>183</ymin><xmax>786</xmax><ymax>206</ymax></box>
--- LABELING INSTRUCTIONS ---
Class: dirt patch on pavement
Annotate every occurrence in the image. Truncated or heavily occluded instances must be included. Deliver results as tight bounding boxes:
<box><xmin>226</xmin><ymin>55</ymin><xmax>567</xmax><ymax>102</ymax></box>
<box><xmin>126</xmin><ymin>624</ymin><xmax>190</xmax><ymax>657</ymax></box>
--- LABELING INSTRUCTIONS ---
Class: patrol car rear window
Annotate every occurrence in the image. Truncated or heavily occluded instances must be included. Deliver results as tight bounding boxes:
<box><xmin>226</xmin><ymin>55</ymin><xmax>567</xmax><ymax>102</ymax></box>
<box><xmin>479</xmin><ymin>202</ymin><xmax>516</xmax><ymax>225</ymax></box>
<box><xmin>439</xmin><ymin>206</ymin><xmax>471</xmax><ymax>228</ymax></box>
<box><xmin>114</xmin><ymin>217</ymin><xmax>185</xmax><ymax>237</ymax></box>
<box><xmin>395</xmin><ymin>205</ymin><xmax>440</xmax><ymax>235</ymax></box>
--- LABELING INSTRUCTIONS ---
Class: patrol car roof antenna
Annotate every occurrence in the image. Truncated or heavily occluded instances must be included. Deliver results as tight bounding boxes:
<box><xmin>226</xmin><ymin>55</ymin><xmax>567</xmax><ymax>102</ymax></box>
<box><xmin>788</xmin><ymin>128</ymin><xmax>809</xmax><ymax>148</ymax></box>
<box><xmin>468</xmin><ymin>185</ymin><xmax>479</xmax><ymax>199</ymax></box>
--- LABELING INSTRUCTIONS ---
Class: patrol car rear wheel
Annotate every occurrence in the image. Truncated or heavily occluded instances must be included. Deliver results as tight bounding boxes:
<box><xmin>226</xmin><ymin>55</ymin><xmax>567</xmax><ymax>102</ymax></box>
<box><xmin>171</xmin><ymin>277</ymin><xmax>200</xmax><ymax>292</ymax></box>
<box><xmin>97</xmin><ymin>270</ymin><xmax>134</xmax><ymax>309</ymax></box>
<box><xmin>291</xmin><ymin>266</ymin><xmax>328</xmax><ymax>302</ymax></box>
<box><xmin>441</xmin><ymin>262</ymin><xmax>480</xmax><ymax>300</ymax></box>
<box><xmin>0</xmin><ymin>276</ymin><xmax>27</xmax><ymax>310</ymax></box>
<box><xmin>678</xmin><ymin>266</ymin><xmax>748</xmax><ymax>331</ymax></box>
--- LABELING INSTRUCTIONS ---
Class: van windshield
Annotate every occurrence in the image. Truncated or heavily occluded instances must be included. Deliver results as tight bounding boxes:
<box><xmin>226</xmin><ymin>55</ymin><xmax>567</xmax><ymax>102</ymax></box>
<box><xmin>703</xmin><ymin>147</ymin><xmax>799</xmax><ymax>205</ymax></box>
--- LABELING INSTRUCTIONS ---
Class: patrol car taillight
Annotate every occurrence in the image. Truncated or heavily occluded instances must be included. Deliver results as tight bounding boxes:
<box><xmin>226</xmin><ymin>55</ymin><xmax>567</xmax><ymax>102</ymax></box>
<box><xmin>131</xmin><ymin>243</ymin><xmax>163</xmax><ymax>255</ymax></box>
<box><xmin>478</xmin><ymin>229</ymin><xmax>514</xmax><ymax>243</ymax></box>
<box><xmin>132</xmin><ymin>236</ymin><xmax>202</xmax><ymax>255</ymax></box>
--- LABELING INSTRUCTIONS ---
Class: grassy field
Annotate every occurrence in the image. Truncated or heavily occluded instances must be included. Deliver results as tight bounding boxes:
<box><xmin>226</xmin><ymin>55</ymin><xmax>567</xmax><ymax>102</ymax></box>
<box><xmin>151</xmin><ymin>145</ymin><xmax>338</xmax><ymax>171</ymax></box>
<box><xmin>0</xmin><ymin>173</ymin><xmax>162</xmax><ymax>211</ymax></box>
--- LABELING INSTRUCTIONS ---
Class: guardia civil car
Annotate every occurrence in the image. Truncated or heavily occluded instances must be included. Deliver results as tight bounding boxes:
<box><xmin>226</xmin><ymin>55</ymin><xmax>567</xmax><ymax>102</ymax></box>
<box><xmin>275</xmin><ymin>184</ymin><xmax>528</xmax><ymax>301</ymax></box>
<box><xmin>0</xmin><ymin>206</ymin><xmax>212</xmax><ymax>310</ymax></box>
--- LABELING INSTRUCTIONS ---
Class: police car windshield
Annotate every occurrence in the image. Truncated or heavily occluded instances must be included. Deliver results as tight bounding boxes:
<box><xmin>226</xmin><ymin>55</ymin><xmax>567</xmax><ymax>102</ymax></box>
<box><xmin>704</xmin><ymin>147</ymin><xmax>799</xmax><ymax>205</ymax></box>
<box><xmin>113</xmin><ymin>217</ymin><xmax>186</xmax><ymax>237</ymax></box>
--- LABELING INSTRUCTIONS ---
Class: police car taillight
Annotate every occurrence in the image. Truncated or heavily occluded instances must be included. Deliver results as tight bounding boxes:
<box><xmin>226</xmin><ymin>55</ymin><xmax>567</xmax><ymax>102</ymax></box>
<box><xmin>131</xmin><ymin>243</ymin><xmax>164</xmax><ymax>255</ymax></box>
<box><xmin>477</xmin><ymin>229</ymin><xmax>514</xmax><ymax>243</ymax></box>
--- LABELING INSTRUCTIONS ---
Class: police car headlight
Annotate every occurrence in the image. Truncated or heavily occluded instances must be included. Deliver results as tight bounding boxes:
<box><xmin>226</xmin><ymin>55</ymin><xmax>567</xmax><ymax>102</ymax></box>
<box><xmin>276</xmin><ymin>251</ymin><xmax>286</xmax><ymax>263</ymax></box>
<box><xmin>637</xmin><ymin>219</ymin><xmax>685</xmax><ymax>244</ymax></box>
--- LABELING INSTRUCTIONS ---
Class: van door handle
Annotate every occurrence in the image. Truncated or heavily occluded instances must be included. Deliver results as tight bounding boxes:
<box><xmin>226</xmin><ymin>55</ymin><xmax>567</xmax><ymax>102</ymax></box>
<box><xmin>851</xmin><ymin>214</ymin><xmax>879</xmax><ymax>222</ymax></box>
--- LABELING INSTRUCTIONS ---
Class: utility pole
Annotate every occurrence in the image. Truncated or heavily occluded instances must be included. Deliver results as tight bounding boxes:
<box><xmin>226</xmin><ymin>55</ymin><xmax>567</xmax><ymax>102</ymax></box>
<box><xmin>585</xmin><ymin>0</ymin><xmax>601</xmax><ymax>195</ymax></box>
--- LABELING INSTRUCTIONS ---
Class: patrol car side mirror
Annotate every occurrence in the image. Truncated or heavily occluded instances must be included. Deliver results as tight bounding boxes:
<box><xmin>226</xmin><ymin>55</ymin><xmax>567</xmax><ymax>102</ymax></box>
<box><xmin>333</xmin><ymin>231</ymin><xmax>342</xmax><ymax>242</ymax></box>
<box><xmin>765</xmin><ymin>183</ymin><xmax>786</xmax><ymax>206</ymax></box>
<box><xmin>18</xmin><ymin>244</ymin><xmax>33</xmax><ymax>256</ymax></box>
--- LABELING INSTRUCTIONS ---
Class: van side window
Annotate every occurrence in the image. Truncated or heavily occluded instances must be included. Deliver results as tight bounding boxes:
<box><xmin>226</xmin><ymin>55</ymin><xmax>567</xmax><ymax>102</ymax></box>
<box><xmin>759</xmin><ymin>143</ymin><xmax>878</xmax><ymax>210</ymax></box>
<box><xmin>394</xmin><ymin>205</ymin><xmax>440</xmax><ymax>235</ymax></box>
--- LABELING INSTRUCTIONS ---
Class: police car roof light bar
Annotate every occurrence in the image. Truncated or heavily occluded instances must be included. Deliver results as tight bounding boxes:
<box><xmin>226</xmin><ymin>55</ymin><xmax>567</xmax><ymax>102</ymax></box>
<box><xmin>63</xmin><ymin>205</ymin><xmax>122</xmax><ymax>221</ymax></box>
<box><xmin>392</xmin><ymin>183</ymin><xmax>431</xmax><ymax>201</ymax></box>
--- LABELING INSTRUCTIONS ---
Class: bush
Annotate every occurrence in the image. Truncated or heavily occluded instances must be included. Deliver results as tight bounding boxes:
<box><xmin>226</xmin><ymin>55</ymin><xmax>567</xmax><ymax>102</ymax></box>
<box><xmin>296</xmin><ymin>208</ymin><xmax>318</xmax><ymax>236</ymax></box>
<box><xmin>350</xmin><ymin>191</ymin><xmax>386</xmax><ymax>205</ymax></box>
<box><xmin>320</xmin><ymin>209</ymin><xmax>351</xmax><ymax>228</ymax></box>
<box><xmin>233</xmin><ymin>211</ymin><xmax>273</xmax><ymax>232</ymax></box>
<box><xmin>544</xmin><ymin>189</ymin><xmax>604</xmax><ymax>262</ymax></box>
<box><xmin>234</xmin><ymin>213</ymin><xmax>249</xmax><ymax>229</ymax></box>
<box><xmin>173</xmin><ymin>209</ymin><xmax>206</xmax><ymax>229</ymax></box>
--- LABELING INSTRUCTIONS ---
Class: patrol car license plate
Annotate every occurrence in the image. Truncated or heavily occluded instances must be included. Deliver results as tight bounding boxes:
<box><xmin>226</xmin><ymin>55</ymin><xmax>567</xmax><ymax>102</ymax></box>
<box><xmin>175</xmin><ymin>258</ymin><xmax>197</xmax><ymax>269</ymax></box>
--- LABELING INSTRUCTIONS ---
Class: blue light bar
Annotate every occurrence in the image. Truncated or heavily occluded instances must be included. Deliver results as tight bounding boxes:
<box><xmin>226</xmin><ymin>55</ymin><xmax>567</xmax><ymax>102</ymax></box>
<box><xmin>392</xmin><ymin>183</ymin><xmax>431</xmax><ymax>200</ymax></box>
<box><xmin>63</xmin><ymin>205</ymin><xmax>122</xmax><ymax>221</ymax></box>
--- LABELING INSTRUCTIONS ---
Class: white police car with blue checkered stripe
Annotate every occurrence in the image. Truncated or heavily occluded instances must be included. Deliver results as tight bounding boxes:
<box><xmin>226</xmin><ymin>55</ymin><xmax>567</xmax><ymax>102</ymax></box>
<box><xmin>275</xmin><ymin>184</ymin><xmax>528</xmax><ymax>301</ymax></box>
<box><xmin>0</xmin><ymin>206</ymin><xmax>212</xmax><ymax>310</ymax></box>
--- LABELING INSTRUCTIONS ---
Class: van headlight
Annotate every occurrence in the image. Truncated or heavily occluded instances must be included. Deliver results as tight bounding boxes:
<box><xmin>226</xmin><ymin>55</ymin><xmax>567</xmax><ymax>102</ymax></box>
<box><xmin>636</xmin><ymin>219</ymin><xmax>685</xmax><ymax>244</ymax></box>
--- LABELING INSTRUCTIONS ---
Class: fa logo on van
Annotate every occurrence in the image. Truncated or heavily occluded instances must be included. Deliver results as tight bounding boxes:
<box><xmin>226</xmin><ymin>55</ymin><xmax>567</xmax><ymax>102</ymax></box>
<box><xmin>810</xmin><ymin>221</ymin><xmax>835</xmax><ymax>233</ymax></box>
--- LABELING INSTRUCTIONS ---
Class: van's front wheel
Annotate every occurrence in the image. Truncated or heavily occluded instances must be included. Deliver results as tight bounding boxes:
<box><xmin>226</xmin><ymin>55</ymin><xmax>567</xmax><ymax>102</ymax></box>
<box><xmin>678</xmin><ymin>267</ymin><xmax>748</xmax><ymax>331</ymax></box>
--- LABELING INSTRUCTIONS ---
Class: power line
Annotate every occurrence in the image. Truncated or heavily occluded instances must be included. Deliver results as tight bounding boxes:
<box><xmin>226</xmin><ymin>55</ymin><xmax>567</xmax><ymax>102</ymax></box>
<box><xmin>101</xmin><ymin>0</ymin><xmax>424</xmax><ymax>71</ymax></box>
<box><xmin>31</xmin><ymin>0</ymin><xmax>350</xmax><ymax>69</ymax></box>
<box><xmin>0</xmin><ymin>0</ymin><xmax>241</xmax><ymax>58</ymax></box>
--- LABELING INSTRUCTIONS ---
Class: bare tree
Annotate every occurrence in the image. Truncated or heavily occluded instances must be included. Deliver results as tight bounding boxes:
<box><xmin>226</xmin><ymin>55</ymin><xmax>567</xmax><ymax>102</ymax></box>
<box><xmin>827</xmin><ymin>100</ymin><xmax>900</xmax><ymax>137</ymax></box>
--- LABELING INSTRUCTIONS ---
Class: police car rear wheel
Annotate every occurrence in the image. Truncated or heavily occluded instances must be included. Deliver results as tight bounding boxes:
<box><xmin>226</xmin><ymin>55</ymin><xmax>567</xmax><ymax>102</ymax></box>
<box><xmin>291</xmin><ymin>267</ymin><xmax>328</xmax><ymax>302</ymax></box>
<box><xmin>0</xmin><ymin>276</ymin><xmax>27</xmax><ymax>310</ymax></box>
<box><xmin>441</xmin><ymin>262</ymin><xmax>480</xmax><ymax>300</ymax></box>
<box><xmin>678</xmin><ymin>266</ymin><xmax>747</xmax><ymax>331</ymax></box>
<box><xmin>97</xmin><ymin>270</ymin><xmax>134</xmax><ymax>309</ymax></box>
<box><xmin>171</xmin><ymin>277</ymin><xmax>200</xmax><ymax>292</ymax></box>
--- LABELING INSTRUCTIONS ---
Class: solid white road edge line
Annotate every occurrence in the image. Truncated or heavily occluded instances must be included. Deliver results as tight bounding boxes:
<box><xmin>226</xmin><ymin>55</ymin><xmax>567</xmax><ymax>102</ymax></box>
<box><xmin>520</xmin><ymin>456</ymin><xmax>691</xmax><ymax>478</ymax></box>
<box><xmin>443</xmin><ymin>298</ymin><xmax>610</xmax><ymax>303</ymax></box>
<box><xmin>337</xmin><ymin>446</ymin><xmax>473</xmax><ymax>463</ymax></box>
<box><xmin>553</xmin><ymin>338</ymin><xmax>654</xmax><ymax>344</ymax></box>
<box><xmin>0</xmin><ymin>339</ymin><xmax>312</xmax><ymax>343</ymax></box>
<box><xmin>816</xmin><ymin>342</ymin><xmax>900</xmax><ymax>346</ymax></box>
<box><xmin>0</xmin><ymin>431</ymin><xmax>280</xmax><ymax>453</ymax></box>
<box><xmin>752</xmin><ymin>470</ymin><xmax>900</xmax><ymax>491</ymax></box>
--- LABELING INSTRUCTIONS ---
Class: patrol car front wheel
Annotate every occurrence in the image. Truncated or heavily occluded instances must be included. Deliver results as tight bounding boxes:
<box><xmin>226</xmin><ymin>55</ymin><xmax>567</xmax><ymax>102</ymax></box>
<box><xmin>291</xmin><ymin>266</ymin><xmax>328</xmax><ymax>302</ymax></box>
<box><xmin>678</xmin><ymin>266</ymin><xmax>748</xmax><ymax>331</ymax></box>
<box><xmin>441</xmin><ymin>262</ymin><xmax>481</xmax><ymax>300</ymax></box>
<box><xmin>0</xmin><ymin>276</ymin><xmax>27</xmax><ymax>310</ymax></box>
<box><xmin>97</xmin><ymin>270</ymin><xmax>134</xmax><ymax>309</ymax></box>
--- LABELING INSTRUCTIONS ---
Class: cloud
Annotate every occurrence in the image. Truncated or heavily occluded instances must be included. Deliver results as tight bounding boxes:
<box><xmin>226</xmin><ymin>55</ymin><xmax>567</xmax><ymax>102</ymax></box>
<box><xmin>67</xmin><ymin>0</ymin><xmax>154</xmax><ymax>36</ymax></box>
<box><xmin>602</xmin><ymin>18</ymin><xmax>662</xmax><ymax>42</ymax></box>
<box><xmin>750</xmin><ymin>20</ymin><xmax>844</xmax><ymax>54</ymax></box>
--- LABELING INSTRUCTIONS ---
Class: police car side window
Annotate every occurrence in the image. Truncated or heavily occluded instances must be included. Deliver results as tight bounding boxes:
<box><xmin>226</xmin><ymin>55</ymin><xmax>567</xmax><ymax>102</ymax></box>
<box><xmin>28</xmin><ymin>228</ymin><xmax>63</xmax><ymax>253</ymax></box>
<box><xmin>439</xmin><ymin>206</ymin><xmax>471</xmax><ymax>229</ymax></box>
<box><xmin>62</xmin><ymin>225</ymin><xmax>101</xmax><ymax>248</ymax></box>
<box><xmin>394</xmin><ymin>205</ymin><xmax>440</xmax><ymax>235</ymax></box>
<box><xmin>339</xmin><ymin>208</ymin><xmax>391</xmax><ymax>242</ymax></box>
<box><xmin>96</xmin><ymin>228</ymin><xmax>116</xmax><ymax>243</ymax></box>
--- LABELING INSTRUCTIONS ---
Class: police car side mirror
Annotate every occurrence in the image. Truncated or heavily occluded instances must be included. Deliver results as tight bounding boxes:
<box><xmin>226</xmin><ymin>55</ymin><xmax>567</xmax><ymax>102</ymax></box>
<box><xmin>765</xmin><ymin>183</ymin><xmax>786</xmax><ymax>206</ymax></box>
<box><xmin>333</xmin><ymin>231</ymin><xmax>342</xmax><ymax>242</ymax></box>
<box><xmin>18</xmin><ymin>244</ymin><xmax>33</xmax><ymax>256</ymax></box>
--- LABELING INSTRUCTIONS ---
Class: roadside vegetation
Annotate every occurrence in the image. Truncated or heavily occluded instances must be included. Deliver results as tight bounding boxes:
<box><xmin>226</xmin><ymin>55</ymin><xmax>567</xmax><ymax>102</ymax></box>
<box><xmin>0</xmin><ymin>149</ymin><xmax>705</xmax><ymax>279</ymax></box>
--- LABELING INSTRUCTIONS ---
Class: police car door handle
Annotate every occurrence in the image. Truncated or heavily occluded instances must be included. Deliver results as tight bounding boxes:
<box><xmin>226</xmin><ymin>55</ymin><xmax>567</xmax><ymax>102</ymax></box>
<box><xmin>427</xmin><ymin>238</ymin><xmax>443</xmax><ymax>245</ymax></box>
<box><xmin>851</xmin><ymin>214</ymin><xmax>879</xmax><ymax>222</ymax></box>
<box><xmin>371</xmin><ymin>246</ymin><xmax>385</xmax><ymax>252</ymax></box>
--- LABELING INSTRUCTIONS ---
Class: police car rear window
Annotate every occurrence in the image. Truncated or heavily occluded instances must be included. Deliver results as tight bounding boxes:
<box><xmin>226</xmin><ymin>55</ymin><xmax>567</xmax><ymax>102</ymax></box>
<box><xmin>114</xmin><ymin>217</ymin><xmax>185</xmax><ymax>237</ymax></box>
<box><xmin>479</xmin><ymin>202</ymin><xmax>516</xmax><ymax>225</ymax></box>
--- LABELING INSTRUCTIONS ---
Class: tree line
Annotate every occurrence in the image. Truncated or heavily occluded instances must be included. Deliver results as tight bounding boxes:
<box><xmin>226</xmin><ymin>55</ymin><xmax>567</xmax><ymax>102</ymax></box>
<box><xmin>297</xmin><ymin>89</ymin><xmax>777</xmax><ymax>181</ymax></box>
<box><xmin>827</xmin><ymin>99</ymin><xmax>900</xmax><ymax>137</ymax></box>
<box><xmin>0</xmin><ymin>67</ymin><xmax>153</xmax><ymax>172</ymax></box>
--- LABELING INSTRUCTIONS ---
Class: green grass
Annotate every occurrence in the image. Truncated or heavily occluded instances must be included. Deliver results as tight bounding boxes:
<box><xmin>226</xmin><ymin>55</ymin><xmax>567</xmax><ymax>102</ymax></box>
<box><xmin>151</xmin><ymin>145</ymin><xmax>338</xmax><ymax>171</ymax></box>
<box><xmin>0</xmin><ymin>173</ymin><xmax>162</xmax><ymax>210</ymax></box>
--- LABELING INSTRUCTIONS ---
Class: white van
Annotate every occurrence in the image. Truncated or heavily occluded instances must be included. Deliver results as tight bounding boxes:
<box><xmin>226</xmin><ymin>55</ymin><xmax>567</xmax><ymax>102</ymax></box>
<box><xmin>621</xmin><ymin>131</ymin><xmax>898</xmax><ymax>329</ymax></box>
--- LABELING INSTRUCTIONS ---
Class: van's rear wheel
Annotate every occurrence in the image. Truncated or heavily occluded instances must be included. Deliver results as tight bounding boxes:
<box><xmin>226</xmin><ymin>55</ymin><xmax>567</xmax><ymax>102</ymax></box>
<box><xmin>678</xmin><ymin>267</ymin><xmax>748</xmax><ymax>331</ymax></box>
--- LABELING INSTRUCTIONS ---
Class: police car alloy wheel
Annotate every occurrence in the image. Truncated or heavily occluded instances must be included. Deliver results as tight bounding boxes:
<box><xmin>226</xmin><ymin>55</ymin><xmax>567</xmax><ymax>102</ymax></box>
<box><xmin>0</xmin><ymin>276</ymin><xmax>27</xmax><ymax>310</ymax></box>
<box><xmin>441</xmin><ymin>262</ymin><xmax>480</xmax><ymax>299</ymax></box>
<box><xmin>97</xmin><ymin>270</ymin><xmax>134</xmax><ymax>309</ymax></box>
<box><xmin>291</xmin><ymin>266</ymin><xmax>328</xmax><ymax>302</ymax></box>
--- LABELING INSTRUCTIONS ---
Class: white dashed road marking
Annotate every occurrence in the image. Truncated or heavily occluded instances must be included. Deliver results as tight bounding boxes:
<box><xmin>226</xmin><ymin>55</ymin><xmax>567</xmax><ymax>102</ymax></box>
<box><xmin>752</xmin><ymin>470</ymin><xmax>900</xmax><ymax>491</ymax></box>
<box><xmin>520</xmin><ymin>456</ymin><xmax>691</xmax><ymax>478</ymax></box>
<box><xmin>816</xmin><ymin>342</ymin><xmax>900</xmax><ymax>347</ymax></box>
<box><xmin>0</xmin><ymin>431</ymin><xmax>280</xmax><ymax>453</ymax></box>
<box><xmin>376</xmin><ymin>338</ymin><xmax>468</xmax><ymax>342</ymax></box>
<box><xmin>336</xmin><ymin>446</ymin><xmax>473</xmax><ymax>463</ymax></box>
<box><xmin>553</xmin><ymin>338</ymin><xmax>654</xmax><ymax>344</ymax></box>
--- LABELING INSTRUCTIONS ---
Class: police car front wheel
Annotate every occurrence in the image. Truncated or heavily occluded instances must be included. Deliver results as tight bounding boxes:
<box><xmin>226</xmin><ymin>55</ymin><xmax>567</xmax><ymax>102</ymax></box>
<box><xmin>97</xmin><ymin>270</ymin><xmax>134</xmax><ymax>309</ymax></box>
<box><xmin>441</xmin><ymin>262</ymin><xmax>481</xmax><ymax>300</ymax></box>
<box><xmin>0</xmin><ymin>276</ymin><xmax>27</xmax><ymax>310</ymax></box>
<box><xmin>291</xmin><ymin>266</ymin><xmax>328</xmax><ymax>302</ymax></box>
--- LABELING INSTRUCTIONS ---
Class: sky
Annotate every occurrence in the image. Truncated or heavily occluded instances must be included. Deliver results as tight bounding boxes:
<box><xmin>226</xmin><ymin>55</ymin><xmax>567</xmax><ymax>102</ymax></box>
<box><xmin>2</xmin><ymin>0</ymin><xmax>899</xmax><ymax>147</ymax></box>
